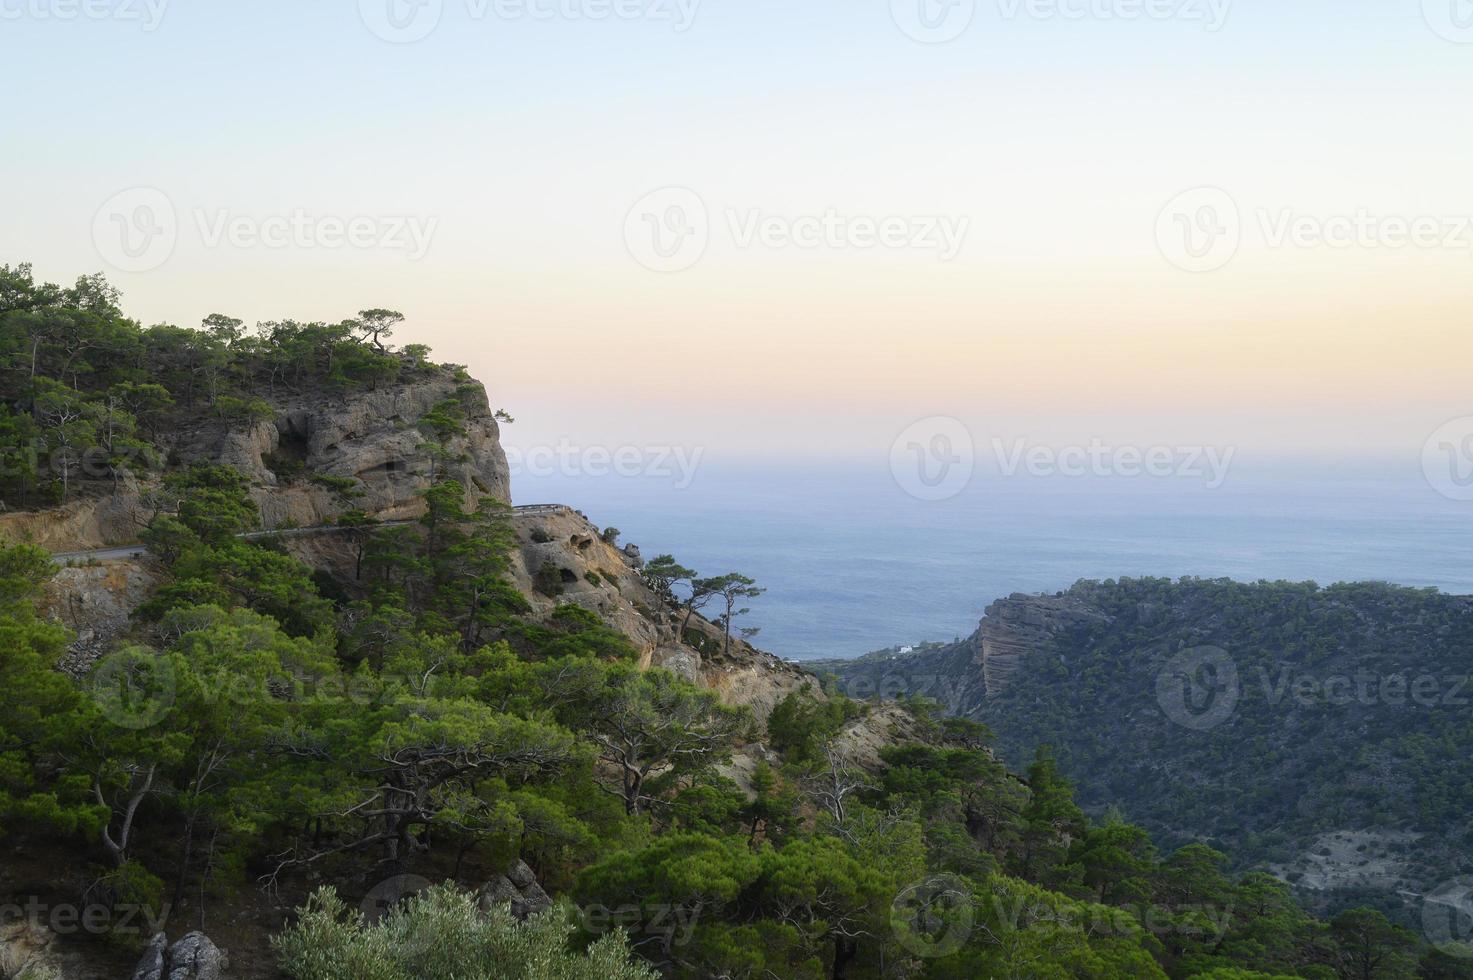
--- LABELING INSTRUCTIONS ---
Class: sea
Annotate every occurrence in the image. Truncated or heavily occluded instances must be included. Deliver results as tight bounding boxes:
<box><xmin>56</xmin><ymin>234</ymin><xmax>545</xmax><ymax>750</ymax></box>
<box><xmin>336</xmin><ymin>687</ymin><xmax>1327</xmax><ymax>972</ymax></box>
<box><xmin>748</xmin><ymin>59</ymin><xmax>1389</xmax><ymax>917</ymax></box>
<box><xmin>513</xmin><ymin>459</ymin><xmax>1473</xmax><ymax>661</ymax></box>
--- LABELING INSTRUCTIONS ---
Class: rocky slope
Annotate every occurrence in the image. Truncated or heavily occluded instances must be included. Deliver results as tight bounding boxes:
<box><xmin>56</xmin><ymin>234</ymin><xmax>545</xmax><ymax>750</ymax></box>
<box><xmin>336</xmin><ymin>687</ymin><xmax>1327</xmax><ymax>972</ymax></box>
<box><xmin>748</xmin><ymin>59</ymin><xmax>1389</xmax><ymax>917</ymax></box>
<box><xmin>811</xmin><ymin>590</ymin><xmax>1109</xmax><ymax>712</ymax></box>
<box><xmin>501</xmin><ymin>504</ymin><xmax>814</xmax><ymax>721</ymax></box>
<box><xmin>0</xmin><ymin>366</ymin><xmax>837</xmax><ymax>977</ymax></box>
<box><xmin>1</xmin><ymin>369</ymin><xmax>809</xmax><ymax>719</ymax></box>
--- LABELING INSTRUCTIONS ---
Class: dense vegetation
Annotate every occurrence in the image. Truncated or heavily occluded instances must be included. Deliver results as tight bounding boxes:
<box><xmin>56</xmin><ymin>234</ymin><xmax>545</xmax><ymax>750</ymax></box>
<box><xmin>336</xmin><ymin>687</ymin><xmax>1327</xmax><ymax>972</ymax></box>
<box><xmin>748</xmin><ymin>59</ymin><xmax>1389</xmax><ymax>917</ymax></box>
<box><xmin>966</xmin><ymin>578</ymin><xmax>1473</xmax><ymax>921</ymax></box>
<box><xmin>0</xmin><ymin>261</ymin><xmax>439</xmax><ymax>508</ymax></box>
<box><xmin>1</xmin><ymin>269</ymin><xmax>1468</xmax><ymax>978</ymax></box>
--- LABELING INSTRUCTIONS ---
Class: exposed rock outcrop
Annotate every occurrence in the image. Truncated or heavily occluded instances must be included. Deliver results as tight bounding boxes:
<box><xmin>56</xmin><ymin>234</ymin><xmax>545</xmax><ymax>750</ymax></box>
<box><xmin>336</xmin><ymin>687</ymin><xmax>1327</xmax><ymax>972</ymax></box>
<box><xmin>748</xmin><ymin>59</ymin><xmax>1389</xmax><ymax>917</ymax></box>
<box><xmin>475</xmin><ymin>860</ymin><xmax>552</xmax><ymax>920</ymax></box>
<box><xmin>812</xmin><ymin>590</ymin><xmax>1113</xmax><ymax>712</ymax></box>
<box><xmin>507</xmin><ymin>506</ymin><xmax>816</xmax><ymax>721</ymax></box>
<box><xmin>0</xmin><ymin>371</ymin><xmax>509</xmax><ymax>553</ymax></box>
<box><xmin>38</xmin><ymin>558</ymin><xmax>165</xmax><ymax>674</ymax></box>
<box><xmin>977</xmin><ymin>593</ymin><xmax>1111</xmax><ymax>694</ymax></box>
<box><xmin>0</xmin><ymin>919</ymin><xmax>60</xmax><ymax>980</ymax></box>
<box><xmin>8</xmin><ymin>368</ymin><xmax>813</xmax><ymax>725</ymax></box>
<box><xmin>184</xmin><ymin>374</ymin><xmax>509</xmax><ymax>530</ymax></box>
<box><xmin>129</xmin><ymin>932</ymin><xmax>226</xmax><ymax>980</ymax></box>
<box><xmin>0</xmin><ymin>489</ymin><xmax>150</xmax><ymax>553</ymax></box>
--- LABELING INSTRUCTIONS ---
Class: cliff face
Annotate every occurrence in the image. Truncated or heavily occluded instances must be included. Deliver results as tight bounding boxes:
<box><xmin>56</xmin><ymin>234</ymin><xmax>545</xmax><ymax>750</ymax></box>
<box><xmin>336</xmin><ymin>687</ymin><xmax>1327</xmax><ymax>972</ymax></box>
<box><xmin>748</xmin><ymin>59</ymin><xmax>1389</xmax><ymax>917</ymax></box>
<box><xmin>977</xmin><ymin>593</ymin><xmax>1112</xmax><ymax>694</ymax></box>
<box><xmin>0</xmin><ymin>372</ymin><xmax>510</xmax><ymax>552</ymax></box>
<box><xmin>6</xmin><ymin>369</ymin><xmax>808</xmax><ymax>719</ymax></box>
<box><xmin>182</xmin><ymin>374</ymin><xmax>510</xmax><ymax>531</ymax></box>
<box><xmin>504</xmin><ymin>506</ymin><xmax>815</xmax><ymax>721</ymax></box>
<box><xmin>815</xmin><ymin>590</ymin><xmax>1111</xmax><ymax>711</ymax></box>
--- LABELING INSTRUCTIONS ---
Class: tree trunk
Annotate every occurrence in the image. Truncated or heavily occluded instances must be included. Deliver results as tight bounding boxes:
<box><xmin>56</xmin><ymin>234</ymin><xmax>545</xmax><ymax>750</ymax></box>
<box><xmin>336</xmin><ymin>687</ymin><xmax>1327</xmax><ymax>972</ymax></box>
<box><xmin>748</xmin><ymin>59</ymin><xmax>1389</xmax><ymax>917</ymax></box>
<box><xmin>831</xmin><ymin>936</ymin><xmax>858</xmax><ymax>980</ymax></box>
<box><xmin>173</xmin><ymin>810</ymin><xmax>198</xmax><ymax>909</ymax></box>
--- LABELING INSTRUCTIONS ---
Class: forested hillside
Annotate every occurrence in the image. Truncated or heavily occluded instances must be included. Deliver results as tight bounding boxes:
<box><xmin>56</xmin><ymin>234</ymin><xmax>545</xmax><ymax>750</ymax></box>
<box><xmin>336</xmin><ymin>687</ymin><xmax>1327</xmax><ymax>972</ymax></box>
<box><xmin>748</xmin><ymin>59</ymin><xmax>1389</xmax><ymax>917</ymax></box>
<box><xmin>1</xmin><ymin>266</ymin><xmax>1468</xmax><ymax>979</ymax></box>
<box><xmin>973</xmin><ymin>579</ymin><xmax>1473</xmax><ymax>916</ymax></box>
<box><xmin>822</xmin><ymin>576</ymin><xmax>1473</xmax><ymax>940</ymax></box>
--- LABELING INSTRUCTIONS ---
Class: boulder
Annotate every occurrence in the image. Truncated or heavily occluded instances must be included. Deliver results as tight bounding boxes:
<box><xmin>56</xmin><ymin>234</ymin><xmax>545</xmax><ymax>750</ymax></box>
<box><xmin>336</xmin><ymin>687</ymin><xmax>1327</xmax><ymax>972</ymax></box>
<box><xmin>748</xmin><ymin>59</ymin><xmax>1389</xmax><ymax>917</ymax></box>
<box><xmin>130</xmin><ymin>931</ymin><xmax>226</xmax><ymax>980</ymax></box>
<box><xmin>475</xmin><ymin>860</ymin><xmax>551</xmax><ymax>920</ymax></box>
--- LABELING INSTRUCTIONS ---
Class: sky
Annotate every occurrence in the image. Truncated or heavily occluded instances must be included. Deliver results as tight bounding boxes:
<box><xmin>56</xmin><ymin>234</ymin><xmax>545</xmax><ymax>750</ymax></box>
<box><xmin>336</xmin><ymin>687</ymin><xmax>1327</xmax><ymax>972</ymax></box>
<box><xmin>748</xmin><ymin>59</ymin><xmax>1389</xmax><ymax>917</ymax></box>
<box><xmin>4</xmin><ymin>0</ymin><xmax>1473</xmax><ymax>475</ymax></box>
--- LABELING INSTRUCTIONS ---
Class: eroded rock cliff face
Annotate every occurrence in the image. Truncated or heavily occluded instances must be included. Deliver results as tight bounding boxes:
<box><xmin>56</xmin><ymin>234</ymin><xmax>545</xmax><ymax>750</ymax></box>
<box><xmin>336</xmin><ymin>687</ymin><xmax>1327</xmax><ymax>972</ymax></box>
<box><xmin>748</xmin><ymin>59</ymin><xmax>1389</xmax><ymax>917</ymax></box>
<box><xmin>39</xmin><ymin>559</ymin><xmax>164</xmax><ymax>674</ymax></box>
<box><xmin>0</xmin><ymin>371</ymin><xmax>509</xmax><ymax>552</ymax></box>
<box><xmin>505</xmin><ymin>506</ymin><xmax>815</xmax><ymax>721</ymax></box>
<box><xmin>203</xmin><ymin>375</ymin><xmax>509</xmax><ymax>529</ymax></box>
<box><xmin>814</xmin><ymin>589</ymin><xmax>1112</xmax><ymax>709</ymax></box>
<box><xmin>171</xmin><ymin>373</ymin><xmax>508</xmax><ymax>532</ymax></box>
<box><xmin>6</xmin><ymin>368</ymin><xmax>810</xmax><ymax>721</ymax></box>
<box><xmin>0</xmin><ymin>491</ymin><xmax>151</xmax><ymax>553</ymax></box>
<box><xmin>977</xmin><ymin>593</ymin><xmax>1112</xmax><ymax>694</ymax></box>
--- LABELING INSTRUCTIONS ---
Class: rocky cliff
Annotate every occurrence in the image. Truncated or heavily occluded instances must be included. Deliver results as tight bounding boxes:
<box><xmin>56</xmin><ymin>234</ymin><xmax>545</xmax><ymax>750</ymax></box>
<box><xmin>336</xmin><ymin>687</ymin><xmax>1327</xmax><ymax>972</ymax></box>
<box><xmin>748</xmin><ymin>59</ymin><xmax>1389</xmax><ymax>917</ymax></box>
<box><xmin>0</xmin><ymin>371</ymin><xmax>509</xmax><ymax>553</ymax></box>
<box><xmin>4</xmin><ymin>368</ymin><xmax>809</xmax><ymax>719</ymax></box>
<box><xmin>205</xmin><ymin>374</ymin><xmax>509</xmax><ymax>529</ymax></box>
<box><xmin>504</xmin><ymin>505</ymin><xmax>814</xmax><ymax>721</ymax></box>
<box><xmin>813</xmin><ymin>588</ymin><xmax>1111</xmax><ymax>710</ymax></box>
<box><xmin>2</xmin><ymin>369</ymin><xmax>511</xmax><ymax>674</ymax></box>
<box><xmin>977</xmin><ymin>592</ymin><xmax>1112</xmax><ymax>693</ymax></box>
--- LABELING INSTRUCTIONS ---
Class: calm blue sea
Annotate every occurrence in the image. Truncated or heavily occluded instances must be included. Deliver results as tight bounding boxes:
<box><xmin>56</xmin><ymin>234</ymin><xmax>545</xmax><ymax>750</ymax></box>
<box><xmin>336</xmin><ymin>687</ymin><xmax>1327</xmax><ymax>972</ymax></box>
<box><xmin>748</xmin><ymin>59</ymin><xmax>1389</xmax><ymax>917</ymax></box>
<box><xmin>513</xmin><ymin>460</ymin><xmax>1473</xmax><ymax>661</ymax></box>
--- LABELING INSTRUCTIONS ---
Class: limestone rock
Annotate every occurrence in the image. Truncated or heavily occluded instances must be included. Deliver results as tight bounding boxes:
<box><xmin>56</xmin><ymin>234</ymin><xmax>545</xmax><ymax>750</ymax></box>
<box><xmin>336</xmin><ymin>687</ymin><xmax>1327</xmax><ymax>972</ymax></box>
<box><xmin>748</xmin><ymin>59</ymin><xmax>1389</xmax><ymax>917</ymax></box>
<box><xmin>978</xmin><ymin>593</ymin><xmax>1112</xmax><ymax>695</ymax></box>
<box><xmin>200</xmin><ymin>375</ymin><xmax>511</xmax><ymax>527</ymax></box>
<box><xmin>506</xmin><ymin>506</ymin><xmax>817</xmax><ymax>721</ymax></box>
<box><xmin>0</xmin><ymin>918</ymin><xmax>60</xmax><ymax>980</ymax></box>
<box><xmin>476</xmin><ymin>860</ymin><xmax>551</xmax><ymax>919</ymax></box>
<box><xmin>130</xmin><ymin>931</ymin><xmax>225</xmax><ymax>980</ymax></box>
<box><xmin>0</xmin><ymin>488</ymin><xmax>150</xmax><ymax>552</ymax></box>
<box><xmin>129</xmin><ymin>933</ymin><xmax>166</xmax><ymax>980</ymax></box>
<box><xmin>38</xmin><ymin>558</ymin><xmax>164</xmax><ymax>674</ymax></box>
<box><xmin>0</xmin><ymin>371</ymin><xmax>509</xmax><ymax>555</ymax></box>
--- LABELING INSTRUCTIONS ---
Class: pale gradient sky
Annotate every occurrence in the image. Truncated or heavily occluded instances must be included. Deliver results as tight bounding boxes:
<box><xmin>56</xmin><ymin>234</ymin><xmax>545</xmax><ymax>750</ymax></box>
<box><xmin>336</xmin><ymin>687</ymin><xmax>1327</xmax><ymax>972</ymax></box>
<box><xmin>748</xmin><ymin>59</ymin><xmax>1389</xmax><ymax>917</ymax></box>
<box><xmin>4</xmin><ymin>0</ymin><xmax>1471</xmax><ymax>467</ymax></box>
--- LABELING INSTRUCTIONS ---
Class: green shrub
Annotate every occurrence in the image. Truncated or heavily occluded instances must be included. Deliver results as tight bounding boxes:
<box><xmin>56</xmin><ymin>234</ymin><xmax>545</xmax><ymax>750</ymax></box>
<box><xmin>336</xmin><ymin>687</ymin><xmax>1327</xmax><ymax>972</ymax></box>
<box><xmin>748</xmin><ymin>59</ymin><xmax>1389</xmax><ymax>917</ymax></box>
<box><xmin>273</xmin><ymin>884</ymin><xmax>657</xmax><ymax>980</ymax></box>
